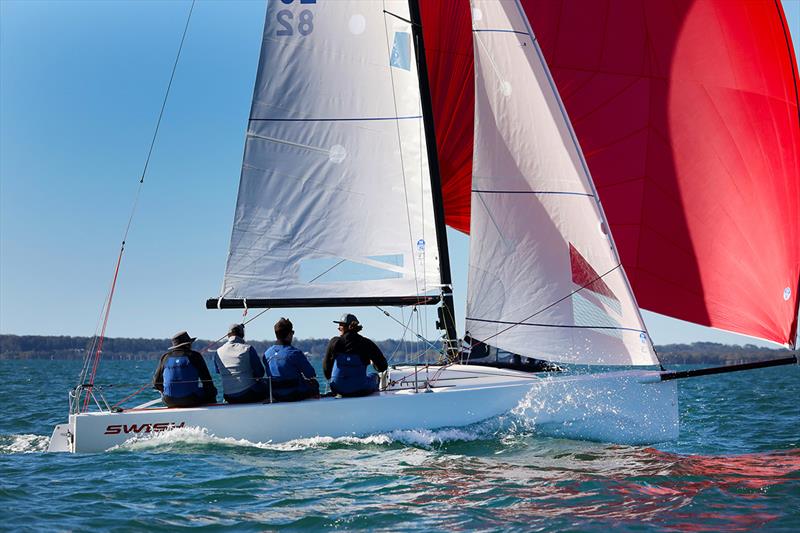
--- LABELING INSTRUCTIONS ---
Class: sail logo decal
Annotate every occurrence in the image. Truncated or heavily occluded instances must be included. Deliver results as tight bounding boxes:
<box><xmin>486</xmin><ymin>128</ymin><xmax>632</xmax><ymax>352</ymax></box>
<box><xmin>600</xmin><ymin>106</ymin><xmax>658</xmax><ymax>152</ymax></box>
<box><xmin>104</xmin><ymin>422</ymin><xmax>186</xmax><ymax>435</ymax></box>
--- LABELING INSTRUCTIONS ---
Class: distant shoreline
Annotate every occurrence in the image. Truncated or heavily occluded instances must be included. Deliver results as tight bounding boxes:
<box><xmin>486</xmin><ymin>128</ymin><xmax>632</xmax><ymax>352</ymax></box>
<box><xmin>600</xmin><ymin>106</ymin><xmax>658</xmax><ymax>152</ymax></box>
<box><xmin>0</xmin><ymin>334</ymin><xmax>792</xmax><ymax>365</ymax></box>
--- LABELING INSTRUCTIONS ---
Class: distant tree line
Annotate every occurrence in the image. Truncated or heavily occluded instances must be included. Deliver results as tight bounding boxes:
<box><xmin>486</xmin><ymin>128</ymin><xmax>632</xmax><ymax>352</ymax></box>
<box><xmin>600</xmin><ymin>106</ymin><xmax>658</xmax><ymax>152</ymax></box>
<box><xmin>0</xmin><ymin>334</ymin><xmax>440</xmax><ymax>364</ymax></box>
<box><xmin>651</xmin><ymin>341</ymin><xmax>794</xmax><ymax>365</ymax></box>
<box><xmin>0</xmin><ymin>335</ymin><xmax>793</xmax><ymax>365</ymax></box>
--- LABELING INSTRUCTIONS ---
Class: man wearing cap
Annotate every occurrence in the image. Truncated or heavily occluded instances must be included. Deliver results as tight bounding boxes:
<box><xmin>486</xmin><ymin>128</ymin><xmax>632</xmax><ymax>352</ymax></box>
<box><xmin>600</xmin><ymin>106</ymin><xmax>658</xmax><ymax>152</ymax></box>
<box><xmin>263</xmin><ymin>318</ymin><xmax>320</xmax><ymax>402</ymax></box>
<box><xmin>153</xmin><ymin>331</ymin><xmax>218</xmax><ymax>407</ymax></box>
<box><xmin>323</xmin><ymin>314</ymin><xmax>388</xmax><ymax>397</ymax></box>
<box><xmin>214</xmin><ymin>323</ymin><xmax>268</xmax><ymax>404</ymax></box>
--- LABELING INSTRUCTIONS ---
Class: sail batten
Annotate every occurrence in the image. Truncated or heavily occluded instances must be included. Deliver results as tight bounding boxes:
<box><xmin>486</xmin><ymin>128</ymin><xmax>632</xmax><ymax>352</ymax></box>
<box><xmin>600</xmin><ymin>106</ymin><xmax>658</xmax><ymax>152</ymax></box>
<box><xmin>248</xmin><ymin>115</ymin><xmax>424</xmax><ymax>122</ymax></box>
<box><xmin>466</xmin><ymin>0</ymin><xmax>659</xmax><ymax>367</ymax></box>
<box><xmin>467</xmin><ymin>318</ymin><xmax>648</xmax><ymax>334</ymax></box>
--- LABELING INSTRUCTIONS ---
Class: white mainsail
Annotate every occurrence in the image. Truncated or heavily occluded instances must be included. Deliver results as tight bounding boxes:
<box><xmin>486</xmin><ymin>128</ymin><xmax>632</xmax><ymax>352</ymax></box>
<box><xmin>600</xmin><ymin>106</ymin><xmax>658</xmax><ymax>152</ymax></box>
<box><xmin>466</xmin><ymin>0</ymin><xmax>658</xmax><ymax>366</ymax></box>
<box><xmin>220</xmin><ymin>0</ymin><xmax>441</xmax><ymax>302</ymax></box>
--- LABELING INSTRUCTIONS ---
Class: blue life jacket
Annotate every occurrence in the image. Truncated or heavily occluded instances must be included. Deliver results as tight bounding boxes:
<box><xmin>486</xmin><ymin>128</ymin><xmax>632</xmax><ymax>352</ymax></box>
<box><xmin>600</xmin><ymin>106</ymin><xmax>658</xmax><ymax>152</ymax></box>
<box><xmin>163</xmin><ymin>355</ymin><xmax>201</xmax><ymax>399</ymax></box>
<box><xmin>331</xmin><ymin>353</ymin><xmax>376</xmax><ymax>396</ymax></box>
<box><xmin>264</xmin><ymin>345</ymin><xmax>312</xmax><ymax>400</ymax></box>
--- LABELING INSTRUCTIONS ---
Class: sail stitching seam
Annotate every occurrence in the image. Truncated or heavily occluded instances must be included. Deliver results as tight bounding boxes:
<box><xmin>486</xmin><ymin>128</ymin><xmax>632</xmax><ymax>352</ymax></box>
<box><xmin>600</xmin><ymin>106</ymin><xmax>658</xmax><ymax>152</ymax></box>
<box><xmin>466</xmin><ymin>318</ymin><xmax>646</xmax><ymax>334</ymax></box>
<box><xmin>247</xmin><ymin>133</ymin><xmax>330</xmax><ymax>156</ymax></box>
<box><xmin>472</xmin><ymin>29</ymin><xmax>529</xmax><ymax>36</ymax></box>
<box><xmin>472</xmin><ymin>189</ymin><xmax>593</xmax><ymax>196</ymax></box>
<box><xmin>249</xmin><ymin>115</ymin><xmax>422</xmax><ymax>122</ymax></box>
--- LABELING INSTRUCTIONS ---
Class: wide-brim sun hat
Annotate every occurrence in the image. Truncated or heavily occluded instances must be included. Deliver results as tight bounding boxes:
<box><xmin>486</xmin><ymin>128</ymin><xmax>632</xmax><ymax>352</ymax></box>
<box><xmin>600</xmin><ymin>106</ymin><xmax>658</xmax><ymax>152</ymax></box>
<box><xmin>168</xmin><ymin>331</ymin><xmax>196</xmax><ymax>350</ymax></box>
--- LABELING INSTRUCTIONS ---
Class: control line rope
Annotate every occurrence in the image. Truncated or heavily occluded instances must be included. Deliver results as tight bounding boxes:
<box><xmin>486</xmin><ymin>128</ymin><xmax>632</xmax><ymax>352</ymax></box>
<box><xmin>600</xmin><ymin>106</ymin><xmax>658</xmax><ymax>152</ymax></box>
<box><xmin>80</xmin><ymin>0</ymin><xmax>197</xmax><ymax>412</ymax></box>
<box><xmin>376</xmin><ymin>305</ymin><xmax>439</xmax><ymax>354</ymax></box>
<box><xmin>468</xmin><ymin>264</ymin><xmax>624</xmax><ymax>349</ymax></box>
<box><xmin>386</xmin><ymin>307</ymin><xmax>417</xmax><ymax>364</ymax></box>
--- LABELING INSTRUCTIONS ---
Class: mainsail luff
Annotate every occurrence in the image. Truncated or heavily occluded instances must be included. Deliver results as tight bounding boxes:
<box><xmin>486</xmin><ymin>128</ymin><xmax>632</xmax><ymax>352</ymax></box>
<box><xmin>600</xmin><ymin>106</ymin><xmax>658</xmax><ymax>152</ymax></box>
<box><xmin>407</xmin><ymin>0</ymin><xmax>459</xmax><ymax>357</ymax></box>
<box><xmin>465</xmin><ymin>0</ymin><xmax>659</xmax><ymax>366</ymax></box>
<box><xmin>216</xmin><ymin>0</ymin><xmax>443</xmax><ymax>307</ymax></box>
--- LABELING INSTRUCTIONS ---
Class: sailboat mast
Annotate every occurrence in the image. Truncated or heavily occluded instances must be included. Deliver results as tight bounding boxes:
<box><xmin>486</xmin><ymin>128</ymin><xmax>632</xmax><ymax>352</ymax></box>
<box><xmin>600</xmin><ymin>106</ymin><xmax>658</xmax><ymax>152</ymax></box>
<box><xmin>408</xmin><ymin>0</ymin><xmax>459</xmax><ymax>360</ymax></box>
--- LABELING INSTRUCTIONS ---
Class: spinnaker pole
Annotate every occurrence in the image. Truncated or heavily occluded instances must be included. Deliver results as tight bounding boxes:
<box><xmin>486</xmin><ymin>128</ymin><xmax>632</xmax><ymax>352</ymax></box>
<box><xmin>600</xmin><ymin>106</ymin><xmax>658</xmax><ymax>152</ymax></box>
<box><xmin>660</xmin><ymin>354</ymin><xmax>798</xmax><ymax>381</ymax></box>
<box><xmin>408</xmin><ymin>0</ymin><xmax>459</xmax><ymax>361</ymax></box>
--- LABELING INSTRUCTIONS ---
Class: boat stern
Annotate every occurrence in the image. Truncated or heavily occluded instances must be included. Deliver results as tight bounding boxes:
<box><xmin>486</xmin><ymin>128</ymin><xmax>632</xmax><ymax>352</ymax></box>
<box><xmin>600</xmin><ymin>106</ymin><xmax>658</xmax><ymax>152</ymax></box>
<box><xmin>47</xmin><ymin>419</ymin><xmax>74</xmax><ymax>452</ymax></box>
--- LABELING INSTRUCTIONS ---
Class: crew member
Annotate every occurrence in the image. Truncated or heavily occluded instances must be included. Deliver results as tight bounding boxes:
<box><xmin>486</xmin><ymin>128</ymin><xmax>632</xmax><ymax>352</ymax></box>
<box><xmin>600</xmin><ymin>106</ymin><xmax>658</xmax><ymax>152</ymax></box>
<box><xmin>323</xmin><ymin>314</ymin><xmax>387</xmax><ymax>397</ymax></box>
<box><xmin>263</xmin><ymin>318</ymin><xmax>320</xmax><ymax>402</ymax></box>
<box><xmin>214</xmin><ymin>323</ymin><xmax>268</xmax><ymax>404</ymax></box>
<box><xmin>153</xmin><ymin>331</ymin><xmax>217</xmax><ymax>407</ymax></box>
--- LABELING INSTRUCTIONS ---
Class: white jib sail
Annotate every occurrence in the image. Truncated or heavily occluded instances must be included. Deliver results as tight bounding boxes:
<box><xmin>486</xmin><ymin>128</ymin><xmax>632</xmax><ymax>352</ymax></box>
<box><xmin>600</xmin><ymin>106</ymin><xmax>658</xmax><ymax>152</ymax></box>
<box><xmin>465</xmin><ymin>0</ymin><xmax>658</xmax><ymax>366</ymax></box>
<box><xmin>219</xmin><ymin>0</ymin><xmax>441</xmax><ymax>302</ymax></box>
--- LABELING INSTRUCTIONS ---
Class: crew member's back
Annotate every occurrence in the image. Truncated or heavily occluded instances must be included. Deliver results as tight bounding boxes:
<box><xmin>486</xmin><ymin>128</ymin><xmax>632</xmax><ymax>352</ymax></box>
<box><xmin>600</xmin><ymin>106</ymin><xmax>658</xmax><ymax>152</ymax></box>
<box><xmin>263</xmin><ymin>318</ymin><xmax>320</xmax><ymax>402</ymax></box>
<box><xmin>153</xmin><ymin>331</ymin><xmax>217</xmax><ymax>407</ymax></box>
<box><xmin>215</xmin><ymin>323</ymin><xmax>268</xmax><ymax>404</ymax></box>
<box><xmin>323</xmin><ymin>314</ymin><xmax>387</xmax><ymax>397</ymax></box>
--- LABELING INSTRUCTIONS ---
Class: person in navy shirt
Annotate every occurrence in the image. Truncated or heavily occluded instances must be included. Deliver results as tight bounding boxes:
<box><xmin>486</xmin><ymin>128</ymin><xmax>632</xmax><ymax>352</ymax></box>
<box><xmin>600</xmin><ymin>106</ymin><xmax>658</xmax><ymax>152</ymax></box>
<box><xmin>263</xmin><ymin>318</ymin><xmax>319</xmax><ymax>401</ymax></box>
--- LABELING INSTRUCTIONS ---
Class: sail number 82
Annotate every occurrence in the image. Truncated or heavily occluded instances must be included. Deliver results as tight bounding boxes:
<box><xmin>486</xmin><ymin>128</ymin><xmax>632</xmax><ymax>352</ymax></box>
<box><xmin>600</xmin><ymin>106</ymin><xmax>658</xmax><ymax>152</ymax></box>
<box><xmin>276</xmin><ymin>9</ymin><xmax>314</xmax><ymax>36</ymax></box>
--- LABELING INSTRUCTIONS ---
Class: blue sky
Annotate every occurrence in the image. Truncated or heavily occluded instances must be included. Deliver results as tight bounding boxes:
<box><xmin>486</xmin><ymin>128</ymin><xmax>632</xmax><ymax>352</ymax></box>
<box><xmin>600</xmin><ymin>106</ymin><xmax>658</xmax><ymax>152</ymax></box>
<box><xmin>1</xmin><ymin>0</ymin><xmax>799</xmax><ymax>347</ymax></box>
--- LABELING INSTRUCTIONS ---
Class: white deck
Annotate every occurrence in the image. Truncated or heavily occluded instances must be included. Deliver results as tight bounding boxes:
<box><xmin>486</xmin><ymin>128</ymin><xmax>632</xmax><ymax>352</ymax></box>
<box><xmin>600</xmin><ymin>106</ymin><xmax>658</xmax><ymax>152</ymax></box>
<box><xmin>48</xmin><ymin>365</ymin><xmax>678</xmax><ymax>452</ymax></box>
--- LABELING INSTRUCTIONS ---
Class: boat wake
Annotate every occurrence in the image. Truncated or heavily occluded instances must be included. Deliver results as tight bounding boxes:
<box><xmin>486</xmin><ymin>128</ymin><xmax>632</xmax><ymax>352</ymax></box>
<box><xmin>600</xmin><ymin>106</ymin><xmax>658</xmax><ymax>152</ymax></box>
<box><xmin>0</xmin><ymin>434</ymin><xmax>50</xmax><ymax>454</ymax></box>
<box><xmin>111</xmin><ymin>424</ymin><xmax>493</xmax><ymax>453</ymax></box>
<box><xmin>509</xmin><ymin>372</ymin><xmax>678</xmax><ymax>444</ymax></box>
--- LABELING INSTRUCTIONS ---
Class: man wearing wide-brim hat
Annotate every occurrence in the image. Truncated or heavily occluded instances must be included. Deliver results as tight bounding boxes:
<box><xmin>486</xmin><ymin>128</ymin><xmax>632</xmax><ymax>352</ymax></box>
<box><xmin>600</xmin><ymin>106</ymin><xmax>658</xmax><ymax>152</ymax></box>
<box><xmin>323</xmin><ymin>313</ymin><xmax>388</xmax><ymax>397</ymax></box>
<box><xmin>153</xmin><ymin>331</ymin><xmax>217</xmax><ymax>407</ymax></box>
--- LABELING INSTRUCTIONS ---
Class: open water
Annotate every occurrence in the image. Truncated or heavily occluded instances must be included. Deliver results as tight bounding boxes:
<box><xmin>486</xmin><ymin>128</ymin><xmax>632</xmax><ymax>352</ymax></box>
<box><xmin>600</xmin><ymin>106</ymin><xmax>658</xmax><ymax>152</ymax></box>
<box><xmin>0</xmin><ymin>359</ymin><xmax>798</xmax><ymax>531</ymax></box>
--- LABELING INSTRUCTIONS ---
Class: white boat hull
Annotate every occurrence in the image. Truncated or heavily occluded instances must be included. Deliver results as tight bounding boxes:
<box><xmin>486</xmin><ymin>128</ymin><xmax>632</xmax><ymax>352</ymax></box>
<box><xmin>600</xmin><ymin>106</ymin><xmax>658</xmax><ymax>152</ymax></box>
<box><xmin>48</xmin><ymin>365</ymin><xmax>678</xmax><ymax>453</ymax></box>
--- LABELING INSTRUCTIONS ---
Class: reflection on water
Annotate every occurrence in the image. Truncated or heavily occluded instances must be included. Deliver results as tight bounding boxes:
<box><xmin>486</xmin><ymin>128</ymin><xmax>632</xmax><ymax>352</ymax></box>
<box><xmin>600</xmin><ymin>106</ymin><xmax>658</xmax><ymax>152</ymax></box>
<box><xmin>403</xmin><ymin>441</ymin><xmax>800</xmax><ymax>530</ymax></box>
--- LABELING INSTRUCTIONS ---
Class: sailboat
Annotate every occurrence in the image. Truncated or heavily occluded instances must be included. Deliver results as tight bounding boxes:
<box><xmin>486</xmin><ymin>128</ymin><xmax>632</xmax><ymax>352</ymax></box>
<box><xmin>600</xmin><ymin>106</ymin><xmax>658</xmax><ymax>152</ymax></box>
<box><xmin>48</xmin><ymin>0</ymin><xmax>798</xmax><ymax>453</ymax></box>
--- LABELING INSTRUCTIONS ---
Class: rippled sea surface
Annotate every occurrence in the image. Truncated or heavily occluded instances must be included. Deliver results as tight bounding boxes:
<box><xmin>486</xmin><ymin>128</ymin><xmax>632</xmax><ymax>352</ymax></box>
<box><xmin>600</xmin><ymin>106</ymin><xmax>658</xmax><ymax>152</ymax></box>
<box><xmin>1</xmin><ymin>359</ymin><xmax>798</xmax><ymax>531</ymax></box>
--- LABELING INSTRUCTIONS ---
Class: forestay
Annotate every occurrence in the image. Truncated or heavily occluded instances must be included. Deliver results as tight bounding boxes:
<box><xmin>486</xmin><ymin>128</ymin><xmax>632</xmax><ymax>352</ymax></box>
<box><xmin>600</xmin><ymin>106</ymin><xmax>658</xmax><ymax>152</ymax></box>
<box><xmin>219</xmin><ymin>0</ymin><xmax>441</xmax><ymax>303</ymax></box>
<box><xmin>465</xmin><ymin>0</ymin><xmax>658</xmax><ymax>366</ymax></box>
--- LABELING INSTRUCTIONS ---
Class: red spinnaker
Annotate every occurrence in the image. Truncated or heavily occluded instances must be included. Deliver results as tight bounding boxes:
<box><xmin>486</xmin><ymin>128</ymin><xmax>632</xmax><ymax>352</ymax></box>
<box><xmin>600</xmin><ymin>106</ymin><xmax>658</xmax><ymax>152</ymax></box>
<box><xmin>421</xmin><ymin>0</ymin><xmax>800</xmax><ymax>347</ymax></box>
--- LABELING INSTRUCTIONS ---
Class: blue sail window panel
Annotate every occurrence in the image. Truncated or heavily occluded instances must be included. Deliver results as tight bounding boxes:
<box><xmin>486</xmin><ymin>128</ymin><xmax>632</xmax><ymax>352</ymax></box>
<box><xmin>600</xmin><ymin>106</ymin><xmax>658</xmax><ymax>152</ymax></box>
<box><xmin>390</xmin><ymin>32</ymin><xmax>411</xmax><ymax>71</ymax></box>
